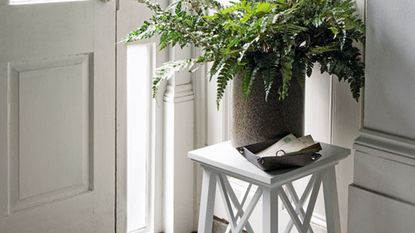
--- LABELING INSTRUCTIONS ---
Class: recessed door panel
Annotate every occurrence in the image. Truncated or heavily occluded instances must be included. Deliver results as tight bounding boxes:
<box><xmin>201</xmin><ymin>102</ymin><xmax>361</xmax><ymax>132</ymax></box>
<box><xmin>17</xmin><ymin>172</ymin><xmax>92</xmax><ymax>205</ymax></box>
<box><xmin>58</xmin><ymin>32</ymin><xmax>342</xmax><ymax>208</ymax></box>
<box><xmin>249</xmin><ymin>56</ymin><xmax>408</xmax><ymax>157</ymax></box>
<box><xmin>7</xmin><ymin>55</ymin><xmax>92</xmax><ymax>212</ymax></box>
<box><xmin>0</xmin><ymin>1</ymin><xmax>115</xmax><ymax>232</ymax></box>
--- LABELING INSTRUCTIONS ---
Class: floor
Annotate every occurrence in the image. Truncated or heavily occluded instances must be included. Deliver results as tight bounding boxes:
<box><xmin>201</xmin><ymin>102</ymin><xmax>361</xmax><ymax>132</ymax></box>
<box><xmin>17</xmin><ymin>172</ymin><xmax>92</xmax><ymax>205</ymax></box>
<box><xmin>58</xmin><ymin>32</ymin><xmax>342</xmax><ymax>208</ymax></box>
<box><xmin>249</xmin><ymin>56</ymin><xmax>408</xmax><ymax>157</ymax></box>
<box><xmin>212</xmin><ymin>217</ymin><xmax>247</xmax><ymax>233</ymax></box>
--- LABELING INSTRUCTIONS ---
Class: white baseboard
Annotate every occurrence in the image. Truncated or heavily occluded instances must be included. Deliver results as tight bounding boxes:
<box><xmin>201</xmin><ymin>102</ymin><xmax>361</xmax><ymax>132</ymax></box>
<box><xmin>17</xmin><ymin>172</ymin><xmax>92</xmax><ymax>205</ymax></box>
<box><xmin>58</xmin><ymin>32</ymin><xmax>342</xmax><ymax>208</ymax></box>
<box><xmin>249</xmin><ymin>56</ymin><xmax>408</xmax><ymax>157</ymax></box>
<box><xmin>354</xmin><ymin>128</ymin><xmax>415</xmax><ymax>205</ymax></box>
<box><xmin>350</xmin><ymin>128</ymin><xmax>415</xmax><ymax>233</ymax></box>
<box><xmin>349</xmin><ymin>185</ymin><xmax>415</xmax><ymax>233</ymax></box>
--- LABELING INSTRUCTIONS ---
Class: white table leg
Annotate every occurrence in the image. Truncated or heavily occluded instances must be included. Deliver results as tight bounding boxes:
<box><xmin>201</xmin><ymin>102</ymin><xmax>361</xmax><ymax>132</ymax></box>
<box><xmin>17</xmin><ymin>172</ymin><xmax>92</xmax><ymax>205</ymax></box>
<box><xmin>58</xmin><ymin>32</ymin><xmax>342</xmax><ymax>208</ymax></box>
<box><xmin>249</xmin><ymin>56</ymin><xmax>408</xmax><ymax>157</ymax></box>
<box><xmin>198</xmin><ymin>167</ymin><xmax>217</xmax><ymax>233</ymax></box>
<box><xmin>322</xmin><ymin>166</ymin><xmax>341</xmax><ymax>233</ymax></box>
<box><xmin>262</xmin><ymin>188</ymin><xmax>279</xmax><ymax>233</ymax></box>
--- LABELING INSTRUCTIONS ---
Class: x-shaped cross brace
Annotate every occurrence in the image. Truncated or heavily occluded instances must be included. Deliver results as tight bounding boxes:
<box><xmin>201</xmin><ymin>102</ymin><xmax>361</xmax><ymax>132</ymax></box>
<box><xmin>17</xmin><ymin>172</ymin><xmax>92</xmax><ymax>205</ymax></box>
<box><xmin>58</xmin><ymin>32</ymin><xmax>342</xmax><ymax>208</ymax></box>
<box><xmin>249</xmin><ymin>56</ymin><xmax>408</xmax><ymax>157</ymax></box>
<box><xmin>218</xmin><ymin>174</ymin><xmax>259</xmax><ymax>233</ymax></box>
<box><xmin>198</xmin><ymin>166</ymin><xmax>341</xmax><ymax>233</ymax></box>
<box><xmin>280</xmin><ymin>173</ymin><xmax>322</xmax><ymax>233</ymax></box>
<box><xmin>216</xmin><ymin>172</ymin><xmax>323</xmax><ymax>233</ymax></box>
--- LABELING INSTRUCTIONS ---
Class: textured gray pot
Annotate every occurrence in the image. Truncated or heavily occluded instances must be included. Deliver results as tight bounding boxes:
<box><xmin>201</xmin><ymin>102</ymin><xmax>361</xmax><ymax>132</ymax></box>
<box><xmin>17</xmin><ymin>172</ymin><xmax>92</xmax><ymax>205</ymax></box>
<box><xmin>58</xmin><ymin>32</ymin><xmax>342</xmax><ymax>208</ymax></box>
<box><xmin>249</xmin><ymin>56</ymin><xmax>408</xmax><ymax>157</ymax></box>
<box><xmin>231</xmin><ymin>73</ymin><xmax>305</xmax><ymax>148</ymax></box>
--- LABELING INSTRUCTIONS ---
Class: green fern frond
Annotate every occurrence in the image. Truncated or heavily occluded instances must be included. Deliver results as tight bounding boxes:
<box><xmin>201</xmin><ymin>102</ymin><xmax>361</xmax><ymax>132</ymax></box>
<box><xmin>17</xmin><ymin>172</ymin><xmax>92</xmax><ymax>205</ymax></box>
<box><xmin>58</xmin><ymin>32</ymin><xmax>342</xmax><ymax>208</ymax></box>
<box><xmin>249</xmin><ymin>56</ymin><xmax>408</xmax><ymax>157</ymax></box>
<box><xmin>279</xmin><ymin>55</ymin><xmax>293</xmax><ymax>100</ymax></box>
<box><xmin>128</xmin><ymin>0</ymin><xmax>365</xmax><ymax>106</ymax></box>
<box><xmin>216</xmin><ymin>61</ymin><xmax>235</xmax><ymax>108</ymax></box>
<box><xmin>263</xmin><ymin>69</ymin><xmax>274</xmax><ymax>102</ymax></box>
<box><xmin>152</xmin><ymin>59</ymin><xmax>200</xmax><ymax>98</ymax></box>
<box><xmin>241</xmin><ymin>66</ymin><xmax>258</xmax><ymax>98</ymax></box>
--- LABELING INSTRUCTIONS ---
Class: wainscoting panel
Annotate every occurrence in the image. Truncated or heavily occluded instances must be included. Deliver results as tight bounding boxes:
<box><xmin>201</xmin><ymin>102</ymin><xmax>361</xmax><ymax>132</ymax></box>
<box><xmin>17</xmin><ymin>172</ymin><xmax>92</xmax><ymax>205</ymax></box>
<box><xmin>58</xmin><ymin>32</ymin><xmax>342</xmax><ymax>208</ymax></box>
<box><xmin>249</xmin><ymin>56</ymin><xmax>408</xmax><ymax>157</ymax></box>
<box><xmin>348</xmin><ymin>185</ymin><xmax>415</xmax><ymax>233</ymax></box>
<box><xmin>354</xmin><ymin>129</ymin><xmax>415</xmax><ymax>204</ymax></box>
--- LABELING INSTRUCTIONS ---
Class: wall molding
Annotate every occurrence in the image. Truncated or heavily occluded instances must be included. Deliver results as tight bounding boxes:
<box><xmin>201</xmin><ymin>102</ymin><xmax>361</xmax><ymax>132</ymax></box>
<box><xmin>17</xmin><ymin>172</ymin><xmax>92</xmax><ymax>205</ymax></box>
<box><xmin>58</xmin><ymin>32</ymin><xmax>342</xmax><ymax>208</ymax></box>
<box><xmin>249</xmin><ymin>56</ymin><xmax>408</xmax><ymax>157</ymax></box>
<box><xmin>352</xmin><ymin>128</ymin><xmax>415</xmax><ymax>212</ymax></box>
<box><xmin>162</xmin><ymin>45</ymin><xmax>196</xmax><ymax>233</ymax></box>
<box><xmin>164</xmin><ymin>82</ymin><xmax>194</xmax><ymax>103</ymax></box>
<box><xmin>354</xmin><ymin>128</ymin><xmax>415</xmax><ymax>166</ymax></box>
<box><xmin>349</xmin><ymin>185</ymin><xmax>415</xmax><ymax>233</ymax></box>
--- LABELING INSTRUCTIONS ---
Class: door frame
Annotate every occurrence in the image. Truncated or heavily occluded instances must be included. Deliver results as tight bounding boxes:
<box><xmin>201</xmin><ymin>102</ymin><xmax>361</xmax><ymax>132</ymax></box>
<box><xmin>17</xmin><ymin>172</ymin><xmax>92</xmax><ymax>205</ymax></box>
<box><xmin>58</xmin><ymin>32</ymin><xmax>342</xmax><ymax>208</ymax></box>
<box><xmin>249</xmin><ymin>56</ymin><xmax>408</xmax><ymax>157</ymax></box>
<box><xmin>115</xmin><ymin>2</ymin><xmax>165</xmax><ymax>232</ymax></box>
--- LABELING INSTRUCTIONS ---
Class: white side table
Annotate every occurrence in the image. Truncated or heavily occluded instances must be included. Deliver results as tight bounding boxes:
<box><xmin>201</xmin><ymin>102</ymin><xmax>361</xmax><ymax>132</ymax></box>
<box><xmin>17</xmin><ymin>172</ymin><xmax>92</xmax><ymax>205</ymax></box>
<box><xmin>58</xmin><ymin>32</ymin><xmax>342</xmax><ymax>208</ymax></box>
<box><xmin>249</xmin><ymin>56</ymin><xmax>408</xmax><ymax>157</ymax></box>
<box><xmin>188</xmin><ymin>142</ymin><xmax>350</xmax><ymax>233</ymax></box>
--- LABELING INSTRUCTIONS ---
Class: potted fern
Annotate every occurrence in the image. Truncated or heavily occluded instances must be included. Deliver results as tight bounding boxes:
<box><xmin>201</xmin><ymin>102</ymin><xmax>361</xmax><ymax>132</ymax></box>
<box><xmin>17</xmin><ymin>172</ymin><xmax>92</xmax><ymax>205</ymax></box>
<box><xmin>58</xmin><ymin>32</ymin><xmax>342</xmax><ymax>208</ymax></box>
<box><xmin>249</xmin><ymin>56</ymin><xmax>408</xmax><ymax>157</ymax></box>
<box><xmin>126</xmin><ymin>0</ymin><xmax>365</xmax><ymax>147</ymax></box>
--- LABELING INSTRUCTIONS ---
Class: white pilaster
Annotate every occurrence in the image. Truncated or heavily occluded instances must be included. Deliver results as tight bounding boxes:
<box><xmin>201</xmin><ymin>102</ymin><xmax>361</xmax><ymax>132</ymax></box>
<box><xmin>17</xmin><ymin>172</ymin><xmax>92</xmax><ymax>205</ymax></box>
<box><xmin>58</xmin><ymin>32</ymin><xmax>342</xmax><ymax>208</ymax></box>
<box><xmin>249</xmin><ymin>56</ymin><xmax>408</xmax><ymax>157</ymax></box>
<box><xmin>163</xmin><ymin>45</ymin><xmax>196</xmax><ymax>233</ymax></box>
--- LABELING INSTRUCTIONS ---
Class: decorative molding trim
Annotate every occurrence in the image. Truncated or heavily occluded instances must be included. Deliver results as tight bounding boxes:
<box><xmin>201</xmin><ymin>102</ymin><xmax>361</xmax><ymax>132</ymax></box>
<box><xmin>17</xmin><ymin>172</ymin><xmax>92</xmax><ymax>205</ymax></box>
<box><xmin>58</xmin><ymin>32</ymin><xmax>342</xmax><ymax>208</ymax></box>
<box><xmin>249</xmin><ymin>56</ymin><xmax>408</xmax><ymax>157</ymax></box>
<box><xmin>162</xmin><ymin>46</ymin><xmax>196</xmax><ymax>232</ymax></box>
<box><xmin>6</xmin><ymin>54</ymin><xmax>93</xmax><ymax>213</ymax></box>
<box><xmin>354</xmin><ymin>128</ymin><xmax>415</xmax><ymax>166</ymax></box>
<box><xmin>163</xmin><ymin>82</ymin><xmax>194</xmax><ymax>103</ymax></box>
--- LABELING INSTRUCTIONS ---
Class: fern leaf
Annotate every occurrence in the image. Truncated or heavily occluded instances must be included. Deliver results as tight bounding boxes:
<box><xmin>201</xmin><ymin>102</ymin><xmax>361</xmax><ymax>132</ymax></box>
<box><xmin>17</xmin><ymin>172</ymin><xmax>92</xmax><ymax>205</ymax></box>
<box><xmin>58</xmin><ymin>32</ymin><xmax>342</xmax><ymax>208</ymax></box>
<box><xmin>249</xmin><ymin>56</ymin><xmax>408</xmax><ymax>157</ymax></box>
<box><xmin>241</xmin><ymin>66</ymin><xmax>259</xmax><ymax>98</ymax></box>
<box><xmin>152</xmin><ymin>59</ymin><xmax>200</xmax><ymax>98</ymax></box>
<box><xmin>216</xmin><ymin>61</ymin><xmax>234</xmax><ymax>108</ymax></box>
<box><xmin>263</xmin><ymin>69</ymin><xmax>274</xmax><ymax>102</ymax></box>
<box><xmin>279</xmin><ymin>55</ymin><xmax>293</xmax><ymax>100</ymax></box>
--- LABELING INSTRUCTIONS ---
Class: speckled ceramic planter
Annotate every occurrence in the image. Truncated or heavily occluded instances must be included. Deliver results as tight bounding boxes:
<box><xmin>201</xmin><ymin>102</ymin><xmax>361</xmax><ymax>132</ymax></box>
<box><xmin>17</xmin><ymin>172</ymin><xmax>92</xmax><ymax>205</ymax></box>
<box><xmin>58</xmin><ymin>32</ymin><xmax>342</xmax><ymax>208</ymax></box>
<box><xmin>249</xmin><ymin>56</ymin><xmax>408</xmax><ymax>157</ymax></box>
<box><xmin>231</xmin><ymin>73</ymin><xmax>305</xmax><ymax>148</ymax></box>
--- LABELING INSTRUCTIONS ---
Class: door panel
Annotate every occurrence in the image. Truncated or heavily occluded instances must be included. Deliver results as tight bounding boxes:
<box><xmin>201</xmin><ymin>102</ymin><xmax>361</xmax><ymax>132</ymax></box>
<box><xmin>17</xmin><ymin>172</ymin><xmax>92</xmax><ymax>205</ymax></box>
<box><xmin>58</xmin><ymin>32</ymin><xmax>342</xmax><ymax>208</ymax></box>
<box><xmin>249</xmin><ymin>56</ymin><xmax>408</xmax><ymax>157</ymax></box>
<box><xmin>0</xmin><ymin>2</ymin><xmax>94</xmax><ymax>63</ymax></box>
<box><xmin>0</xmin><ymin>1</ymin><xmax>115</xmax><ymax>233</ymax></box>
<box><xmin>9</xmin><ymin>54</ymin><xmax>91</xmax><ymax>212</ymax></box>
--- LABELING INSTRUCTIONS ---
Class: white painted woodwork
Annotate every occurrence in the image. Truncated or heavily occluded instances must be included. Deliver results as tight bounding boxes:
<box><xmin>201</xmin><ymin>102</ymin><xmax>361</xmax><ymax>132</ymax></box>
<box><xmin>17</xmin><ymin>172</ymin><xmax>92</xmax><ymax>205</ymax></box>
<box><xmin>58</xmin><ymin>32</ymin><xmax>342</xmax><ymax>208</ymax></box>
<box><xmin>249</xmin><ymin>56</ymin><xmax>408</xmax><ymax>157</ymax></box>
<box><xmin>364</xmin><ymin>0</ymin><xmax>415</xmax><ymax>139</ymax></box>
<box><xmin>9</xmin><ymin>55</ymin><xmax>91</xmax><ymax>212</ymax></box>
<box><xmin>153</xmin><ymin>3</ymin><xmax>197</xmax><ymax>233</ymax></box>
<box><xmin>192</xmin><ymin>51</ymin><xmax>208</xmax><ymax>228</ymax></box>
<box><xmin>330</xmin><ymin>79</ymin><xmax>361</xmax><ymax>233</ymax></box>
<box><xmin>198</xmin><ymin>168</ymin><xmax>218</xmax><ymax>233</ymax></box>
<box><xmin>354</xmin><ymin>130</ymin><xmax>415</xmax><ymax>204</ymax></box>
<box><xmin>349</xmin><ymin>0</ymin><xmax>415</xmax><ymax>231</ymax></box>
<box><xmin>9</xmin><ymin>0</ymin><xmax>84</xmax><ymax>4</ymax></box>
<box><xmin>305</xmin><ymin>1</ymin><xmax>365</xmax><ymax>231</ymax></box>
<box><xmin>303</xmin><ymin>67</ymin><xmax>333</xmax><ymax>230</ymax></box>
<box><xmin>262</xmin><ymin>189</ymin><xmax>278</xmax><ymax>233</ymax></box>
<box><xmin>190</xmin><ymin>142</ymin><xmax>349</xmax><ymax>186</ymax></box>
<box><xmin>163</xmin><ymin>73</ymin><xmax>196</xmax><ymax>233</ymax></box>
<box><xmin>126</xmin><ymin>44</ymin><xmax>151</xmax><ymax>232</ymax></box>
<box><xmin>190</xmin><ymin>142</ymin><xmax>349</xmax><ymax>233</ymax></box>
<box><xmin>322</xmin><ymin>167</ymin><xmax>341</xmax><ymax>233</ymax></box>
<box><xmin>348</xmin><ymin>185</ymin><xmax>415</xmax><ymax>233</ymax></box>
<box><xmin>116</xmin><ymin>0</ymin><xmax>169</xmax><ymax>232</ymax></box>
<box><xmin>221</xmin><ymin>175</ymin><xmax>255</xmax><ymax>233</ymax></box>
<box><xmin>328</xmin><ymin>0</ymin><xmax>364</xmax><ymax>228</ymax></box>
<box><xmin>118</xmin><ymin>1</ymin><xmax>197</xmax><ymax>232</ymax></box>
<box><xmin>304</xmin><ymin>65</ymin><xmax>332</xmax><ymax>144</ymax></box>
<box><xmin>0</xmin><ymin>1</ymin><xmax>116</xmax><ymax>232</ymax></box>
<box><xmin>162</xmin><ymin>40</ymin><xmax>196</xmax><ymax>233</ymax></box>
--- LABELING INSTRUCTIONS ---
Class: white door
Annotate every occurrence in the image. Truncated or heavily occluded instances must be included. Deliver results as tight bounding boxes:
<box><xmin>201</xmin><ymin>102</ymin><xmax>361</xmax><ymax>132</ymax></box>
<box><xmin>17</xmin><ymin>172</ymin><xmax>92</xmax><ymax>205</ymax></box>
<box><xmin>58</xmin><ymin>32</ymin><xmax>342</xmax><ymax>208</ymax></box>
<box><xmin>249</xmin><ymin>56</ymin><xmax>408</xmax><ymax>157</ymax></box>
<box><xmin>0</xmin><ymin>0</ymin><xmax>116</xmax><ymax>232</ymax></box>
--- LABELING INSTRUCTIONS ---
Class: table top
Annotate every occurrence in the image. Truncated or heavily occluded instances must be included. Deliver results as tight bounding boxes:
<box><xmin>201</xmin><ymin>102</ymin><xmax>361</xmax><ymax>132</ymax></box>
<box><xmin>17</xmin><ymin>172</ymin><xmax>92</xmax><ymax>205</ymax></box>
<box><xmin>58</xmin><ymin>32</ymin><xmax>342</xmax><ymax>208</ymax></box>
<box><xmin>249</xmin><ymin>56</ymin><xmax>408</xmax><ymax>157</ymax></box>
<box><xmin>188</xmin><ymin>141</ymin><xmax>350</xmax><ymax>186</ymax></box>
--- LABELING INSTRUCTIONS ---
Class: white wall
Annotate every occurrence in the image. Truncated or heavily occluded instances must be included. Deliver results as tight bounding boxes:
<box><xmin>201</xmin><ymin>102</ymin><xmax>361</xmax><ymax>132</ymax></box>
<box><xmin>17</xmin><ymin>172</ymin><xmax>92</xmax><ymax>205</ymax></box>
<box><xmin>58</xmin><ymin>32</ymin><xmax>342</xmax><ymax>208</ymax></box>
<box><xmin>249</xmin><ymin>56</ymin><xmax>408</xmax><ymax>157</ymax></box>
<box><xmin>349</xmin><ymin>0</ymin><xmax>415</xmax><ymax>232</ymax></box>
